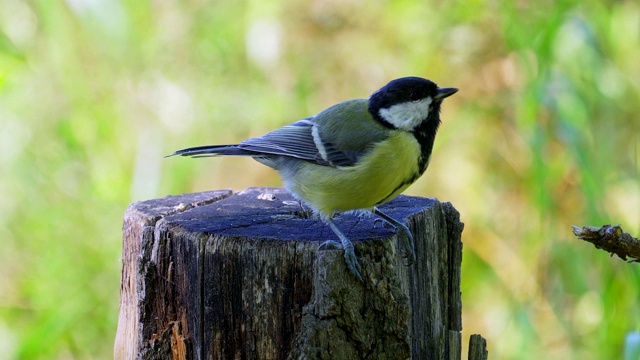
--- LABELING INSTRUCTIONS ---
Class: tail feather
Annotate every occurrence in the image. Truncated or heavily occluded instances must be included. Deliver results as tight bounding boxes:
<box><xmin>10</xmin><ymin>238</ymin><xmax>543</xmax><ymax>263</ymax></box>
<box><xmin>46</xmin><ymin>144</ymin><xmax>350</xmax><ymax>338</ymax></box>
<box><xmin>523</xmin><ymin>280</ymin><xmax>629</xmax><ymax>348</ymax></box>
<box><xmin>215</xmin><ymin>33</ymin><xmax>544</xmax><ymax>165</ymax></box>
<box><xmin>166</xmin><ymin>144</ymin><xmax>257</xmax><ymax>158</ymax></box>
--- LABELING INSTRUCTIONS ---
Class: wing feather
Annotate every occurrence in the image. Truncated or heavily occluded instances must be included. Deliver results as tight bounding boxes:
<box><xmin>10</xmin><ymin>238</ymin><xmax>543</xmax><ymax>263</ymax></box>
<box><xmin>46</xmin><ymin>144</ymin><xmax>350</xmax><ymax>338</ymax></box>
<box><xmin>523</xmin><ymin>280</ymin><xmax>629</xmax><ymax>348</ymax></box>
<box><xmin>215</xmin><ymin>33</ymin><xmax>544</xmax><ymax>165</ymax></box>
<box><xmin>237</xmin><ymin>99</ymin><xmax>387</xmax><ymax>168</ymax></box>
<box><xmin>239</xmin><ymin>119</ymin><xmax>325</xmax><ymax>162</ymax></box>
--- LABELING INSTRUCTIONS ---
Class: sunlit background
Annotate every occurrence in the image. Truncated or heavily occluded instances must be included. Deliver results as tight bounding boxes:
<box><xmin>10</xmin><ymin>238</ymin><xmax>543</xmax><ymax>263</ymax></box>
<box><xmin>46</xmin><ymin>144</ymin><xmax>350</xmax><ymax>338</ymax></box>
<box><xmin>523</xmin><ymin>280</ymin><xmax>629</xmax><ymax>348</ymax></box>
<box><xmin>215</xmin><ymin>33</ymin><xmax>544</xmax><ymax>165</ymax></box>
<box><xmin>1</xmin><ymin>0</ymin><xmax>639</xmax><ymax>358</ymax></box>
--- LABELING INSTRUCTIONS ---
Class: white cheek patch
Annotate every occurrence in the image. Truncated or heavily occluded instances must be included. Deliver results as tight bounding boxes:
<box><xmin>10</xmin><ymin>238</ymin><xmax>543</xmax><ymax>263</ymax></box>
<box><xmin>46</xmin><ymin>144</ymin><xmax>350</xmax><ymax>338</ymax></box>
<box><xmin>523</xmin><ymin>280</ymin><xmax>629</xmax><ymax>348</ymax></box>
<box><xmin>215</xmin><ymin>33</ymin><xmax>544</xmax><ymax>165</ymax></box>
<box><xmin>378</xmin><ymin>97</ymin><xmax>432</xmax><ymax>131</ymax></box>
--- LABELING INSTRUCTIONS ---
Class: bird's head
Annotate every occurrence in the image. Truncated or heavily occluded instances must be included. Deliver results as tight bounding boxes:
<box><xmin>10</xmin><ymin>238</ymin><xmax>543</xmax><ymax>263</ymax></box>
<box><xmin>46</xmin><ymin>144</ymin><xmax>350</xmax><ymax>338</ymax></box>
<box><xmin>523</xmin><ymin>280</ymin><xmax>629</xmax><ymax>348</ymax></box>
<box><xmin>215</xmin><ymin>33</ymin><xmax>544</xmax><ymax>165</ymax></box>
<box><xmin>368</xmin><ymin>77</ymin><xmax>458</xmax><ymax>131</ymax></box>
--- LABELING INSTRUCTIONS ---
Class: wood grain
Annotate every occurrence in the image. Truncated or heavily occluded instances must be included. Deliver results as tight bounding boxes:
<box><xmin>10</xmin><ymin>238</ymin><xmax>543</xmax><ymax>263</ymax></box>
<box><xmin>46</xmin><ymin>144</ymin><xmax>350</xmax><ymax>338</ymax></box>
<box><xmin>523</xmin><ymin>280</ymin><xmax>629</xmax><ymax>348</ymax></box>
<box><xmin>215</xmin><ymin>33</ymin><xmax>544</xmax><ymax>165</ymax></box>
<box><xmin>115</xmin><ymin>187</ymin><xmax>465</xmax><ymax>359</ymax></box>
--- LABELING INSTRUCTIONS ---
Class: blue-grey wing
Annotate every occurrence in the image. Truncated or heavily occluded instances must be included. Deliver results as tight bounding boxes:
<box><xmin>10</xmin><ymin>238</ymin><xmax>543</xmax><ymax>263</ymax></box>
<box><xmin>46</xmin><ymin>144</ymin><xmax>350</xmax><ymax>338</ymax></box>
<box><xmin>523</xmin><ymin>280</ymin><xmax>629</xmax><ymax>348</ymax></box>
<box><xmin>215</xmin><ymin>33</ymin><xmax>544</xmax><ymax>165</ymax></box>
<box><xmin>239</xmin><ymin>119</ymin><xmax>320</xmax><ymax>161</ymax></box>
<box><xmin>239</xmin><ymin>118</ymin><xmax>359</xmax><ymax>167</ymax></box>
<box><xmin>172</xmin><ymin>100</ymin><xmax>385</xmax><ymax>166</ymax></box>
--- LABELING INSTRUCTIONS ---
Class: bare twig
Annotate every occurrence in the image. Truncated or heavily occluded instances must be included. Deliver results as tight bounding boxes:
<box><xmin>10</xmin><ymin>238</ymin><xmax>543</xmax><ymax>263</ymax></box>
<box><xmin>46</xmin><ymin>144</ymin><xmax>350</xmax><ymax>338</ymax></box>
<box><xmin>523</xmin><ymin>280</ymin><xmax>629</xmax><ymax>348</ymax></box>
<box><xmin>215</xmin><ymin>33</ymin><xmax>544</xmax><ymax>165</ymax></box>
<box><xmin>572</xmin><ymin>224</ymin><xmax>640</xmax><ymax>263</ymax></box>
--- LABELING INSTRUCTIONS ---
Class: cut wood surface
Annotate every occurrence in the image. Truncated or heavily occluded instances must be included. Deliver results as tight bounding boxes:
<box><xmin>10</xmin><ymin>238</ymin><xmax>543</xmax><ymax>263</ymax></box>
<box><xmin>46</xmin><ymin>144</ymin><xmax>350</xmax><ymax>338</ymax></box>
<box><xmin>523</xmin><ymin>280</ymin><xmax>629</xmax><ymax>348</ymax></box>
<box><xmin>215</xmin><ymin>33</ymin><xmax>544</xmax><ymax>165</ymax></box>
<box><xmin>115</xmin><ymin>187</ymin><xmax>470</xmax><ymax>359</ymax></box>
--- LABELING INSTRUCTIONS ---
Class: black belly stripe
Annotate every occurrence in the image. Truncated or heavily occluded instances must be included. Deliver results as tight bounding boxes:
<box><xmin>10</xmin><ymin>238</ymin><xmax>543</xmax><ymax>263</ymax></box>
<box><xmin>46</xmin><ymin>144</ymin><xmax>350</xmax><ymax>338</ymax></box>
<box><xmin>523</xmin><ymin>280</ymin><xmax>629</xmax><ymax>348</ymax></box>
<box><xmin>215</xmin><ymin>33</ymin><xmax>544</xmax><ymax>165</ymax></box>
<box><xmin>375</xmin><ymin>127</ymin><xmax>438</xmax><ymax>205</ymax></box>
<box><xmin>374</xmin><ymin>168</ymin><xmax>423</xmax><ymax>206</ymax></box>
<box><xmin>413</xmin><ymin>102</ymin><xmax>442</xmax><ymax>174</ymax></box>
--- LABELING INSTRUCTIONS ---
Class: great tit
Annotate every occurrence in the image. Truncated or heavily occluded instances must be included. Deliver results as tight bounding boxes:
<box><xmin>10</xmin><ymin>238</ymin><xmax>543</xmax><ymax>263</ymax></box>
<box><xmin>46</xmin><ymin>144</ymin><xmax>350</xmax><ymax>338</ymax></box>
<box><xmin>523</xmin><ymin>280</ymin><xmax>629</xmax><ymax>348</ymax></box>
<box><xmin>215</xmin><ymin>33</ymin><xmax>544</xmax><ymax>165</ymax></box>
<box><xmin>169</xmin><ymin>76</ymin><xmax>457</xmax><ymax>281</ymax></box>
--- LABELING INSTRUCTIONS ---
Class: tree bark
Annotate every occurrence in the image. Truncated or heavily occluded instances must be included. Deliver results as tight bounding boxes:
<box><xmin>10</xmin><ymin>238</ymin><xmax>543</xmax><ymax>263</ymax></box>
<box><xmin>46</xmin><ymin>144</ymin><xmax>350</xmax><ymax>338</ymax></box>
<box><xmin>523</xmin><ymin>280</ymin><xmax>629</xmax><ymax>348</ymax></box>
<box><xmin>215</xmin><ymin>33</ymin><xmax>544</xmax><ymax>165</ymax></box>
<box><xmin>115</xmin><ymin>187</ymin><xmax>466</xmax><ymax>359</ymax></box>
<box><xmin>572</xmin><ymin>224</ymin><xmax>640</xmax><ymax>262</ymax></box>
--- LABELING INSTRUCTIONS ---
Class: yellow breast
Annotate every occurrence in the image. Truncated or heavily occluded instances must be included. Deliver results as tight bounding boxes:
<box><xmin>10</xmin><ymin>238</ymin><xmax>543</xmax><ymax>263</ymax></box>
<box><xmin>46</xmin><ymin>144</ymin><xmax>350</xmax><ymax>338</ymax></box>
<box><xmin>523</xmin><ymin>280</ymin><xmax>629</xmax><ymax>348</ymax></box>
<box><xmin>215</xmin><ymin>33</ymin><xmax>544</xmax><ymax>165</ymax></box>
<box><xmin>286</xmin><ymin>131</ymin><xmax>423</xmax><ymax>216</ymax></box>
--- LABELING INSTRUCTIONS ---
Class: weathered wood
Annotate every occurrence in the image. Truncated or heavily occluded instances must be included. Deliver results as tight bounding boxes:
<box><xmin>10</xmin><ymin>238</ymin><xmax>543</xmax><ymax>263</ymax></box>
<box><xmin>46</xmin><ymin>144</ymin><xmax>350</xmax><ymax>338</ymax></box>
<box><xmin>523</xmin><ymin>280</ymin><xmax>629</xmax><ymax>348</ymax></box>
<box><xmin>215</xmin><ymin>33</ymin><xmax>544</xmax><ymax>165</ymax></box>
<box><xmin>448</xmin><ymin>330</ymin><xmax>462</xmax><ymax>360</ymax></box>
<box><xmin>114</xmin><ymin>190</ymin><xmax>233</xmax><ymax>360</ymax></box>
<box><xmin>115</xmin><ymin>187</ymin><xmax>466</xmax><ymax>359</ymax></box>
<box><xmin>468</xmin><ymin>334</ymin><xmax>488</xmax><ymax>360</ymax></box>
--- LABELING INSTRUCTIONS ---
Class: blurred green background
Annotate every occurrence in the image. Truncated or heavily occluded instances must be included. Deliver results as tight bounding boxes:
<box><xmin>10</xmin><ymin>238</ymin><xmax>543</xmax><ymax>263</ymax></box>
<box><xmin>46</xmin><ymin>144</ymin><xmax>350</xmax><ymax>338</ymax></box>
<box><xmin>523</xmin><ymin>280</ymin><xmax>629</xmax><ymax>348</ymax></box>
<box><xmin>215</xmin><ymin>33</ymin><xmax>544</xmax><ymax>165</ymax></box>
<box><xmin>1</xmin><ymin>0</ymin><xmax>639</xmax><ymax>358</ymax></box>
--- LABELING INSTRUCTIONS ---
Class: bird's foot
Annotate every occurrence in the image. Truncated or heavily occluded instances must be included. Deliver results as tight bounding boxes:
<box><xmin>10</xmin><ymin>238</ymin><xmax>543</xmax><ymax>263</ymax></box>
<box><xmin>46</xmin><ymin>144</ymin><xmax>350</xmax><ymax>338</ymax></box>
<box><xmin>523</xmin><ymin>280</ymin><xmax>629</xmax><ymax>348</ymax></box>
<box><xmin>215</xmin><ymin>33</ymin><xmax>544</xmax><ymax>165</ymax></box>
<box><xmin>395</xmin><ymin>223</ymin><xmax>416</xmax><ymax>266</ymax></box>
<box><xmin>373</xmin><ymin>218</ymin><xmax>390</xmax><ymax>229</ymax></box>
<box><xmin>372</xmin><ymin>208</ymin><xmax>416</xmax><ymax>267</ymax></box>
<box><xmin>318</xmin><ymin>240</ymin><xmax>342</xmax><ymax>250</ymax></box>
<box><xmin>318</xmin><ymin>240</ymin><xmax>363</xmax><ymax>281</ymax></box>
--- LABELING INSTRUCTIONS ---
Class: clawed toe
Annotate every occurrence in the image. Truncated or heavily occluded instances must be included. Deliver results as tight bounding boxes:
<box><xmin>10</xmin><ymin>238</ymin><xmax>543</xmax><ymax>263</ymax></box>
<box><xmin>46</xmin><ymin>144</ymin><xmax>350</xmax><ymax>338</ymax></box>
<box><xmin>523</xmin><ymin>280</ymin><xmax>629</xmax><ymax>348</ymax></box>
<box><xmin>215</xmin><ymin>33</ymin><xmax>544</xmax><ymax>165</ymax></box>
<box><xmin>342</xmin><ymin>245</ymin><xmax>363</xmax><ymax>281</ymax></box>
<box><xmin>372</xmin><ymin>208</ymin><xmax>417</xmax><ymax>267</ymax></box>
<box><xmin>318</xmin><ymin>240</ymin><xmax>343</xmax><ymax>251</ymax></box>
<box><xmin>402</xmin><ymin>246</ymin><xmax>417</xmax><ymax>266</ymax></box>
<box><xmin>396</xmin><ymin>226</ymin><xmax>416</xmax><ymax>266</ymax></box>
<box><xmin>372</xmin><ymin>218</ymin><xmax>385</xmax><ymax>229</ymax></box>
<box><xmin>318</xmin><ymin>241</ymin><xmax>363</xmax><ymax>281</ymax></box>
<box><xmin>320</xmin><ymin>219</ymin><xmax>365</xmax><ymax>282</ymax></box>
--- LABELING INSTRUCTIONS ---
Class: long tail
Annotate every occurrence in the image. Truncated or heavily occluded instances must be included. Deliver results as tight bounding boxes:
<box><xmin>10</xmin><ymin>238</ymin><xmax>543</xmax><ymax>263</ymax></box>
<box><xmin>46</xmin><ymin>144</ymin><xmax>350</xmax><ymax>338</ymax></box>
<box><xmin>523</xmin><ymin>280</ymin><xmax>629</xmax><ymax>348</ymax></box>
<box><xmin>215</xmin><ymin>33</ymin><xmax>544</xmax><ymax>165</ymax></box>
<box><xmin>166</xmin><ymin>144</ymin><xmax>258</xmax><ymax>158</ymax></box>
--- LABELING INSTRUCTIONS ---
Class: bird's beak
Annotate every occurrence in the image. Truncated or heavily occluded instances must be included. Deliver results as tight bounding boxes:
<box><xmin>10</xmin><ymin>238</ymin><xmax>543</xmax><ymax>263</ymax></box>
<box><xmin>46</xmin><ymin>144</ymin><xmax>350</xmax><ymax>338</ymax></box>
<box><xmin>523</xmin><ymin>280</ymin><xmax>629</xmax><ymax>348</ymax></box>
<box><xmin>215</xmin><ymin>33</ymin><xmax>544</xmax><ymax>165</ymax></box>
<box><xmin>435</xmin><ymin>87</ymin><xmax>458</xmax><ymax>100</ymax></box>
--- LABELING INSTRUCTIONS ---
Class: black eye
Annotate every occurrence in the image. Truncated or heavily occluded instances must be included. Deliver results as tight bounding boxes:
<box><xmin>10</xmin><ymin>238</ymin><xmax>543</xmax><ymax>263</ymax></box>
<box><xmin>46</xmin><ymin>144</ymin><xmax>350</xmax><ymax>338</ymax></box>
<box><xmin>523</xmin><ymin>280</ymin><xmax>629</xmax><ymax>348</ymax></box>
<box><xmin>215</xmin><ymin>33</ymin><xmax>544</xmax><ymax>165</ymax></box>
<box><xmin>409</xmin><ymin>92</ymin><xmax>421</xmax><ymax>101</ymax></box>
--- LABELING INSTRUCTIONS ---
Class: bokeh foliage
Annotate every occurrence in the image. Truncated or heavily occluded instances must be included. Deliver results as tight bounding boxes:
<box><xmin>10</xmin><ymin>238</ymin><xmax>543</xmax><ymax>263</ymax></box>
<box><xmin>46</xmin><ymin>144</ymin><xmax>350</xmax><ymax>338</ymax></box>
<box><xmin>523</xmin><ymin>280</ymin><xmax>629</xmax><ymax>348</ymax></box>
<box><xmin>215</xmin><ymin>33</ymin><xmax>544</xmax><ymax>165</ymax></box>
<box><xmin>1</xmin><ymin>0</ymin><xmax>639</xmax><ymax>358</ymax></box>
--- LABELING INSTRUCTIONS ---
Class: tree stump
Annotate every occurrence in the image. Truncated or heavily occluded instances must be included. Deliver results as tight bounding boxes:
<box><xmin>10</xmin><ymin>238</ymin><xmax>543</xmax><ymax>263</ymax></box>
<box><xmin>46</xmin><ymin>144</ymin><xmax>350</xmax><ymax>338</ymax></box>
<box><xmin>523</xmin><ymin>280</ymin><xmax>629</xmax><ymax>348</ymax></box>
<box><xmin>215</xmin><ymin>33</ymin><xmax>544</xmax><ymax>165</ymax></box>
<box><xmin>115</xmin><ymin>187</ymin><xmax>468</xmax><ymax>359</ymax></box>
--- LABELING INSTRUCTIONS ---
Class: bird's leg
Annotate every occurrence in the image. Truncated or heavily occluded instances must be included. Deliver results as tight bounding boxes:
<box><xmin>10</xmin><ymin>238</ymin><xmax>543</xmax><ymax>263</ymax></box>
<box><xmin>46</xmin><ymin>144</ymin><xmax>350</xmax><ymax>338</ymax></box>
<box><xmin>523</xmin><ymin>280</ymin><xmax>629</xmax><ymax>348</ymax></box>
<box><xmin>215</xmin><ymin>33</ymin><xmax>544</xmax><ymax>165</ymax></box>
<box><xmin>298</xmin><ymin>202</ymin><xmax>311</xmax><ymax>218</ymax></box>
<box><xmin>372</xmin><ymin>207</ymin><xmax>416</xmax><ymax>266</ymax></box>
<box><xmin>318</xmin><ymin>218</ymin><xmax>363</xmax><ymax>281</ymax></box>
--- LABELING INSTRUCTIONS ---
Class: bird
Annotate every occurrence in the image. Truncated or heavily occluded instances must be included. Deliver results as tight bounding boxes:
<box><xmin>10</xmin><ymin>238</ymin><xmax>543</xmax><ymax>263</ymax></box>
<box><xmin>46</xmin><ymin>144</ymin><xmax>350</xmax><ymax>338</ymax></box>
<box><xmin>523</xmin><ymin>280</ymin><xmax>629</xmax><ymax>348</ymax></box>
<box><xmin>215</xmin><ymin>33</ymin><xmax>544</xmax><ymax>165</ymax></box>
<box><xmin>168</xmin><ymin>76</ymin><xmax>457</xmax><ymax>281</ymax></box>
